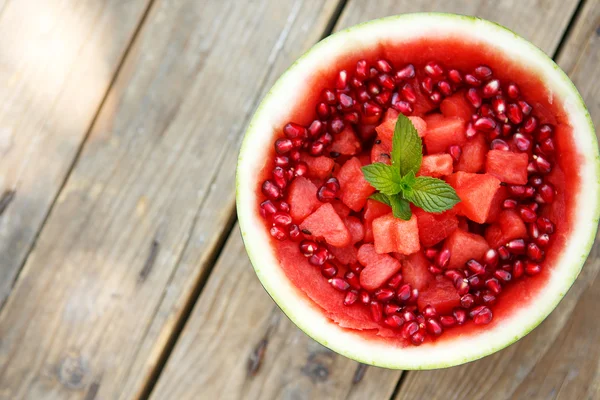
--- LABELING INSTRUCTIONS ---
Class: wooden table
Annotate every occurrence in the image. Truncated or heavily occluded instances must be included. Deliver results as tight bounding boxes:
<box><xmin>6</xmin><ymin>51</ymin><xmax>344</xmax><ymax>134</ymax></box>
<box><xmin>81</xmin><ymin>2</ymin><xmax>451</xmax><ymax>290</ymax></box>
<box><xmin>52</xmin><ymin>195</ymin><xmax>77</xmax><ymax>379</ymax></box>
<box><xmin>0</xmin><ymin>0</ymin><xmax>598</xmax><ymax>399</ymax></box>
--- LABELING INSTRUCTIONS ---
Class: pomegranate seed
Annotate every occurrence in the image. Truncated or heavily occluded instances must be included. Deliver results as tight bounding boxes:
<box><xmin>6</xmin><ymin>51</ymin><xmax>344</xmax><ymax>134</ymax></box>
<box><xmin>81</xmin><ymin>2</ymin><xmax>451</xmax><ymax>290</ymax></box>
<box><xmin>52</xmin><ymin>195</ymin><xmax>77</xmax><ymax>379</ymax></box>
<box><xmin>470</xmin><ymin>306</ymin><xmax>493</xmax><ymax>325</ymax></box>
<box><xmin>512</xmin><ymin>133</ymin><xmax>531</xmax><ymax>152</ymax></box>
<box><xmin>349</xmin><ymin>263</ymin><xmax>363</xmax><ymax>274</ymax></box>
<box><xmin>300</xmin><ymin>240</ymin><xmax>318</xmax><ymax>256</ymax></box>
<box><xmin>355</xmin><ymin>59</ymin><xmax>368</xmax><ymax>79</ymax></box>
<box><xmin>455</xmin><ymin>278</ymin><xmax>470</xmax><ymax>296</ymax></box>
<box><xmin>533</xmin><ymin>155</ymin><xmax>552</xmax><ymax>174</ymax></box>
<box><xmin>402</xmin><ymin>310</ymin><xmax>416</xmax><ymax>322</ymax></box>
<box><xmin>349</xmin><ymin>77</ymin><xmax>363</xmax><ymax>89</ymax></box>
<box><xmin>507</xmin><ymin>103</ymin><xmax>523</xmax><ymax>124</ymax></box>
<box><xmin>527</xmin><ymin>202</ymin><xmax>539</xmax><ymax>212</ymax></box>
<box><xmin>467</xmin><ymin>259</ymin><xmax>486</xmax><ymax>275</ymax></box>
<box><xmin>317</xmin><ymin>186</ymin><xmax>336</xmax><ymax>202</ymax></box>
<box><xmin>512</xmin><ymin>260</ymin><xmax>524</xmax><ymax>278</ymax></box>
<box><xmin>368</xmin><ymin>67</ymin><xmax>378</xmax><ymax>78</ymax></box>
<box><xmin>522</xmin><ymin>116</ymin><xmax>538</xmax><ymax>134</ymax></box>
<box><xmin>356</xmin><ymin>88</ymin><xmax>370</xmax><ymax>103</ymax></box>
<box><xmin>536</xmin><ymin>234</ymin><xmax>551</xmax><ymax>248</ymax></box>
<box><xmin>272</xmin><ymin>167</ymin><xmax>288</xmax><ymax>189</ymax></box>
<box><xmin>384</xmin><ymin>303</ymin><xmax>401</xmax><ymax>316</ymax></box>
<box><xmin>344</xmin><ymin>271</ymin><xmax>361</xmax><ymax>290</ymax></box>
<box><xmin>321</xmin><ymin>263</ymin><xmax>338</xmax><ymax>278</ymax></box>
<box><xmin>370</xmin><ymin>301</ymin><xmax>383</xmax><ymax>322</ymax></box>
<box><xmin>336</xmin><ymin>70</ymin><xmax>348</xmax><ymax>90</ymax></box>
<box><xmin>429</xmin><ymin>91</ymin><xmax>442</xmax><ymax>104</ymax></box>
<box><xmin>272</xmin><ymin>211</ymin><xmax>292</xmax><ymax>227</ymax></box>
<box><xmin>375</xmin><ymin>75</ymin><xmax>393</xmax><ymax>91</ymax></box>
<box><xmin>338</xmin><ymin>93</ymin><xmax>354</xmax><ymax>109</ymax></box>
<box><xmin>474</xmin><ymin>65</ymin><xmax>493</xmax><ymax>79</ymax></box>
<box><xmin>446</xmin><ymin>145</ymin><xmax>461</xmax><ymax>162</ymax></box>
<box><xmin>374</xmin><ymin>91</ymin><xmax>391</xmax><ymax>106</ymax></box>
<box><xmin>274</xmin><ymin>155</ymin><xmax>291</xmax><ymax>169</ymax></box>
<box><xmin>506</xmin><ymin>83</ymin><xmax>520</xmax><ymax>99</ymax></box>
<box><xmin>363</xmin><ymin>101</ymin><xmax>382</xmax><ymax>117</ymax></box>
<box><xmin>395</xmin><ymin>64</ymin><xmax>415</xmax><ymax>80</ymax></box>
<box><xmin>397</xmin><ymin>284</ymin><xmax>412</xmax><ymax>302</ymax></box>
<box><xmin>536</xmin><ymin>183</ymin><xmax>555</xmax><ymax>204</ymax></box>
<box><xmin>485</xmin><ymin>278</ymin><xmax>502</xmax><ymax>295</ymax></box>
<box><xmin>437</xmin><ymin>80</ymin><xmax>453</xmax><ymax>96</ymax></box>
<box><xmin>492</xmin><ymin>97</ymin><xmax>507</xmax><ymax>115</ymax></box>
<box><xmin>270</xmin><ymin>225</ymin><xmax>287</xmax><ymax>241</ymax></box>
<box><xmin>344</xmin><ymin>290</ymin><xmax>359</xmax><ymax>306</ymax></box>
<box><xmin>309</xmin><ymin>248</ymin><xmax>329</xmax><ymax>266</ymax></box>
<box><xmin>424</xmin><ymin>248</ymin><xmax>438</xmax><ymax>260</ymax></box>
<box><xmin>384</xmin><ymin>315</ymin><xmax>405</xmax><ymax>329</ymax></box>
<box><xmin>506</xmin><ymin>239</ymin><xmax>526</xmax><ymax>254</ymax></box>
<box><xmin>494</xmin><ymin>269</ymin><xmax>512</xmax><ymax>283</ymax></box>
<box><xmin>490</xmin><ymin>138</ymin><xmax>510</xmax><ymax>151</ymax></box>
<box><xmin>482</xmin><ymin>79</ymin><xmax>500</xmax><ymax>98</ymax></box>
<box><xmin>484</xmin><ymin>249</ymin><xmax>499</xmax><ymax>268</ymax></box>
<box><xmin>525</xmin><ymin>261</ymin><xmax>542</xmax><ymax>276</ymax></box>
<box><xmin>262</xmin><ymin>180</ymin><xmax>281</xmax><ymax>200</ymax></box>
<box><xmin>387</xmin><ymin>272</ymin><xmax>404</xmax><ymax>289</ymax></box>
<box><xmin>473</xmin><ymin>116</ymin><xmax>496</xmax><ymax>132</ymax></box>
<box><xmin>537</xmin><ymin>217</ymin><xmax>555</xmax><ymax>234</ymax></box>
<box><xmin>411</xmin><ymin>331</ymin><xmax>426</xmax><ymax>346</ymax></box>
<box><xmin>322</xmin><ymin>89</ymin><xmax>336</xmax><ymax>104</ymax></box>
<box><xmin>440</xmin><ymin>315</ymin><xmax>456</xmax><ymax>328</ymax></box>
<box><xmin>498</xmin><ymin>246</ymin><xmax>511</xmax><ymax>260</ymax></box>
<box><xmin>502</xmin><ymin>123</ymin><xmax>513</xmax><ymax>136</ymax></box>
<box><xmin>529</xmin><ymin>222</ymin><xmax>541</xmax><ymax>239</ymax></box>
<box><xmin>508</xmin><ymin>185</ymin><xmax>527</xmax><ymax>197</ymax></box>
<box><xmin>436</xmin><ymin>249</ymin><xmax>451</xmax><ymax>268</ymax></box>
<box><xmin>448</xmin><ymin>69</ymin><xmax>462</xmax><ymax>83</ymax></box>
<box><xmin>401</xmin><ymin>321</ymin><xmax>419</xmax><ymax>338</ymax></box>
<box><xmin>421</xmin><ymin>77</ymin><xmax>434</xmax><ymax>94</ymax></box>
<box><xmin>360</xmin><ymin>291</ymin><xmax>371</xmax><ymax>305</ymax></box>
<box><xmin>444</xmin><ymin>269</ymin><xmax>464</xmax><ymax>282</ymax></box>
<box><xmin>316</xmin><ymin>102</ymin><xmax>330</xmax><ymax>118</ymax></box>
<box><xmin>423</xmin><ymin>305</ymin><xmax>438</xmax><ymax>319</ymax></box>
<box><xmin>482</xmin><ymin>290</ymin><xmax>497</xmax><ymax>305</ymax></box>
<box><xmin>527</xmin><ymin>242</ymin><xmax>544</xmax><ymax>262</ymax></box>
<box><xmin>424</xmin><ymin>61</ymin><xmax>444</xmax><ymax>78</ymax></box>
<box><xmin>324</xmin><ymin>177</ymin><xmax>339</xmax><ymax>192</ymax></box>
<box><xmin>309</xmin><ymin>141</ymin><xmax>325</xmax><ymax>156</ymax></box>
<box><xmin>529</xmin><ymin>176</ymin><xmax>543</xmax><ymax>187</ymax></box>
<box><xmin>260</xmin><ymin>200</ymin><xmax>278</xmax><ymax>216</ymax></box>
<box><xmin>460</xmin><ymin>293</ymin><xmax>475</xmax><ymax>309</ymax></box>
<box><xmin>503</xmin><ymin>199</ymin><xmax>518</xmax><ymax>209</ymax></box>
<box><xmin>464</xmin><ymin>122</ymin><xmax>477</xmax><ymax>139</ymax></box>
<box><xmin>283</xmin><ymin>123</ymin><xmax>307</xmax><ymax>139</ymax></box>
<box><xmin>408</xmin><ymin>288</ymin><xmax>419</xmax><ymax>303</ymax></box>
<box><xmin>288</xmin><ymin>224</ymin><xmax>301</xmax><ymax>241</ymax></box>
<box><xmin>479</xmin><ymin>104</ymin><xmax>494</xmax><ymax>118</ymax></box>
<box><xmin>426</xmin><ymin>318</ymin><xmax>443</xmax><ymax>336</ymax></box>
<box><xmin>428</xmin><ymin>265</ymin><xmax>443</xmax><ymax>275</ymax></box>
<box><xmin>329</xmin><ymin>118</ymin><xmax>345</xmax><ymax>134</ymax></box>
<box><xmin>466</xmin><ymin>88</ymin><xmax>482</xmax><ymax>108</ymax></box>
<box><xmin>539</xmin><ymin>138</ymin><xmax>555</xmax><ymax>155</ymax></box>
<box><xmin>518</xmin><ymin>100</ymin><xmax>532</xmax><ymax>115</ymax></box>
<box><xmin>537</xmin><ymin>124</ymin><xmax>554</xmax><ymax>141</ymax></box>
<box><xmin>392</xmin><ymin>99</ymin><xmax>413</xmax><ymax>114</ymax></box>
<box><xmin>375</xmin><ymin>59</ymin><xmax>392</xmax><ymax>73</ymax></box>
<box><xmin>374</xmin><ymin>288</ymin><xmax>395</xmax><ymax>302</ymax></box>
<box><xmin>294</xmin><ymin>161</ymin><xmax>308</xmax><ymax>178</ymax></box>
<box><xmin>454</xmin><ymin>309</ymin><xmax>467</xmax><ymax>325</ymax></box>
<box><xmin>465</xmin><ymin>74</ymin><xmax>482</xmax><ymax>86</ymax></box>
<box><xmin>330</xmin><ymin>278</ymin><xmax>350</xmax><ymax>292</ymax></box>
<box><xmin>467</xmin><ymin>274</ymin><xmax>483</xmax><ymax>288</ymax></box>
<box><xmin>519</xmin><ymin>206</ymin><xmax>537</xmax><ymax>223</ymax></box>
<box><xmin>275</xmin><ymin>138</ymin><xmax>293</xmax><ymax>154</ymax></box>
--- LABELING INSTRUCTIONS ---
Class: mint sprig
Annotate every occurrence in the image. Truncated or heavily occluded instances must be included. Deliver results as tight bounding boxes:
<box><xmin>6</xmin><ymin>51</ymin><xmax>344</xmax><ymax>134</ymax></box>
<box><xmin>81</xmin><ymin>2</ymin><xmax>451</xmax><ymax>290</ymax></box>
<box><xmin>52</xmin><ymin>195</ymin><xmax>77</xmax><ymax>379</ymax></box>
<box><xmin>361</xmin><ymin>113</ymin><xmax>460</xmax><ymax>220</ymax></box>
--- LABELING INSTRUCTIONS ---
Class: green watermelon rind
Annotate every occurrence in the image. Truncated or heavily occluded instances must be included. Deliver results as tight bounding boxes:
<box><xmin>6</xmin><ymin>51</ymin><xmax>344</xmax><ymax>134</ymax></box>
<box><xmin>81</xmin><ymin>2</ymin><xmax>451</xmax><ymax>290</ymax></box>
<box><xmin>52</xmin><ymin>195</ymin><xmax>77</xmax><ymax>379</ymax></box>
<box><xmin>236</xmin><ymin>13</ymin><xmax>599</xmax><ymax>369</ymax></box>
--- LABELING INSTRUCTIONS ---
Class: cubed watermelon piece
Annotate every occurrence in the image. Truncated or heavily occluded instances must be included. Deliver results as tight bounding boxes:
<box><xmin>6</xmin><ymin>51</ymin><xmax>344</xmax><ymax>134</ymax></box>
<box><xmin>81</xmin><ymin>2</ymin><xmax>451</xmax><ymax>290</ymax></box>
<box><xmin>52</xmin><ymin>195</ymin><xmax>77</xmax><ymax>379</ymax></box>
<box><xmin>358</xmin><ymin>153</ymin><xmax>371</xmax><ymax>166</ymax></box>
<box><xmin>372</xmin><ymin>213</ymin><xmax>420</xmax><ymax>255</ymax></box>
<box><xmin>300</xmin><ymin>203</ymin><xmax>351</xmax><ymax>247</ymax></box>
<box><xmin>299</xmin><ymin>153</ymin><xmax>335</xmax><ymax>180</ymax></box>
<box><xmin>423</xmin><ymin>114</ymin><xmax>467</xmax><ymax>154</ymax></box>
<box><xmin>370</xmin><ymin>139</ymin><xmax>391</xmax><ymax>165</ymax></box>
<box><xmin>330</xmin><ymin>199</ymin><xmax>351</xmax><ymax>219</ymax></box>
<box><xmin>376</xmin><ymin>110</ymin><xmax>426</xmax><ymax>149</ymax></box>
<box><xmin>440</xmin><ymin>91</ymin><xmax>474</xmax><ymax>121</ymax></box>
<box><xmin>446</xmin><ymin>172</ymin><xmax>501</xmax><ymax>223</ymax></box>
<box><xmin>330</xmin><ymin>125</ymin><xmax>361</xmax><ymax>156</ymax></box>
<box><xmin>418</xmin><ymin>154</ymin><xmax>453</xmax><ymax>178</ymax></box>
<box><xmin>414</xmin><ymin>208</ymin><xmax>459</xmax><ymax>247</ymax></box>
<box><xmin>363</xmin><ymin>199</ymin><xmax>392</xmax><ymax>243</ymax></box>
<box><xmin>486</xmin><ymin>150</ymin><xmax>529</xmax><ymax>185</ymax></box>
<box><xmin>288</xmin><ymin>177</ymin><xmax>320</xmax><ymax>222</ymax></box>
<box><xmin>455</xmin><ymin>133</ymin><xmax>486</xmax><ymax>173</ymax></box>
<box><xmin>418</xmin><ymin>277</ymin><xmax>461</xmax><ymax>315</ymax></box>
<box><xmin>486</xmin><ymin>186</ymin><xmax>509</xmax><ymax>223</ymax></box>
<box><xmin>338</xmin><ymin>157</ymin><xmax>376</xmax><ymax>211</ymax></box>
<box><xmin>443</xmin><ymin>229</ymin><xmax>490</xmax><ymax>269</ymax></box>
<box><xmin>413</xmin><ymin>79</ymin><xmax>437</xmax><ymax>115</ymax></box>
<box><xmin>345</xmin><ymin>216</ymin><xmax>365</xmax><ymax>244</ymax></box>
<box><xmin>485</xmin><ymin>210</ymin><xmax>528</xmax><ymax>248</ymax></box>
<box><xmin>328</xmin><ymin>244</ymin><xmax>358</xmax><ymax>265</ymax></box>
<box><xmin>357</xmin><ymin>244</ymin><xmax>402</xmax><ymax>290</ymax></box>
<box><xmin>409</xmin><ymin>116</ymin><xmax>427</xmax><ymax>137</ymax></box>
<box><xmin>402</xmin><ymin>251</ymin><xmax>434</xmax><ymax>291</ymax></box>
<box><xmin>457</xmin><ymin>216</ymin><xmax>469</xmax><ymax>231</ymax></box>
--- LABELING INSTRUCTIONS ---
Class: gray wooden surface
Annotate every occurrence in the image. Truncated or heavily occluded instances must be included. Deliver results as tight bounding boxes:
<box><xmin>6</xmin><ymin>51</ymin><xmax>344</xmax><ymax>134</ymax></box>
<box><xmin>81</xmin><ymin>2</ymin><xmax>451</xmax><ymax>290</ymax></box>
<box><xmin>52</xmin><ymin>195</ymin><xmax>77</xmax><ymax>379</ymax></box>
<box><xmin>0</xmin><ymin>0</ymin><xmax>597</xmax><ymax>399</ymax></box>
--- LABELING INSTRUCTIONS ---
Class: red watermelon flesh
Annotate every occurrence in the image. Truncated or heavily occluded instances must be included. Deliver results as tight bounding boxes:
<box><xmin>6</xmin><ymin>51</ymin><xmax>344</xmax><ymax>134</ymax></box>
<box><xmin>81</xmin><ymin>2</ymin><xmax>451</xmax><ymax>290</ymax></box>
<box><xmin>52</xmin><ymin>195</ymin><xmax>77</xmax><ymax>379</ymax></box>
<box><xmin>446</xmin><ymin>171</ymin><xmax>501</xmax><ymax>223</ymax></box>
<box><xmin>418</xmin><ymin>154</ymin><xmax>453</xmax><ymax>178</ymax></box>
<box><xmin>370</xmin><ymin>139</ymin><xmax>391</xmax><ymax>165</ymax></box>
<box><xmin>373</xmin><ymin>213</ymin><xmax>420</xmax><ymax>255</ymax></box>
<box><xmin>486</xmin><ymin>150</ymin><xmax>529</xmax><ymax>185</ymax></box>
<box><xmin>300</xmin><ymin>203</ymin><xmax>352</xmax><ymax>247</ymax></box>
<box><xmin>357</xmin><ymin>244</ymin><xmax>402</xmax><ymax>290</ymax></box>
<box><xmin>455</xmin><ymin>133</ymin><xmax>487</xmax><ymax>173</ymax></box>
<box><xmin>418</xmin><ymin>277</ymin><xmax>461</xmax><ymax>315</ymax></box>
<box><xmin>300</xmin><ymin>153</ymin><xmax>335</xmax><ymax>180</ymax></box>
<box><xmin>443</xmin><ymin>228</ymin><xmax>490</xmax><ymax>269</ymax></box>
<box><xmin>414</xmin><ymin>208</ymin><xmax>459</xmax><ymax>247</ymax></box>
<box><xmin>345</xmin><ymin>216</ymin><xmax>365</xmax><ymax>244</ymax></box>
<box><xmin>338</xmin><ymin>157</ymin><xmax>376</xmax><ymax>211</ymax></box>
<box><xmin>485</xmin><ymin>210</ymin><xmax>528</xmax><ymax>248</ymax></box>
<box><xmin>412</xmin><ymin>79</ymin><xmax>437</xmax><ymax>115</ymax></box>
<box><xmin>440</xmin><ymin>91</ymin><xmax>474</xmax><ymax>121</ymax></box>
<box><xmin>423</xmin><ymin>114</ymin><xmax>467</xmax><ymax>154</ymax></box>
<box><xmin>330</xmin><ymin>199</ymin><xmax>351</xmax><ymax>219</ymax></box>
<box><xmin>328</xmin><ymin>244</ymin><xmax>358</xmax><ymax>265</ymax></box>
<box><xmin>363</xmin><ymin>199</ymin><xmax>392</xmax><ymax>243</ymax></box>
<box><xmin>376</xmin><ymin>109</ymin><xmax>427</xmax><ymax>150</ymax></box>
<box><xmin>330</xmin><ymin>125</ymin><xmax>362</xmax><ymax>156</ymax></box>
<box><xmin>288</xmin><ymin>177</ymin><xmax>320</xmax><ymax>222</ymax></box>
<box><xmin>402</xmin><ymin>251</ymin><xmax>434</xmax><ymax>291</ymax></box>
<box><xmin>486</xmin><ymin>185</ymin><xmax>509</xmax><ymax>223</ymax></box>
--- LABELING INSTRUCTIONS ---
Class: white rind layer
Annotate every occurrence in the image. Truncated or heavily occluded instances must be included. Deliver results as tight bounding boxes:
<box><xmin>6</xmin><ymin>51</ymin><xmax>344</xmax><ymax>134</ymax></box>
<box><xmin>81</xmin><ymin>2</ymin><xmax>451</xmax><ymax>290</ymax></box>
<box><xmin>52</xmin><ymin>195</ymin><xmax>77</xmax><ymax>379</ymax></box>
<box><xmin>236</xmin><ymin>13</ymin><xmax>599</xmax><ymax>369</ymax></box>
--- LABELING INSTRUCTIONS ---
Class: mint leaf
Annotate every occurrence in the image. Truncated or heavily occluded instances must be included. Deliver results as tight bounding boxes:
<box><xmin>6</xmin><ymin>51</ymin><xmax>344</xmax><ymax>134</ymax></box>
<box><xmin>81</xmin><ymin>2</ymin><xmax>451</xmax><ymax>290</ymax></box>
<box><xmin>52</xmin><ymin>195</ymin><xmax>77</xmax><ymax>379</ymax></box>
<box><xmin>361</xmin><ymin>163</ymin><xmax>402</xmax><ymax>195</ymax></box>
<box><xmin>391</xmin><ymin>113</ymin><xmax>422</xmax><ymax>176</ymax></box>
<box><xmin>369</xmin><ymin>192</ymin><xmax>391</xmax><ymax>206</ymax></box>
<box><xmin>403</xmin><ymin>176</ymin><xmax>460</xmax><ymax>213</ymax></box>
<box><xmin>389</xmin><ymin>194</ymin><xmax>412</xmax><ymax>220</ymax></box>
<box><xmin>400</xmin><ymin>170</ymin><xmax>416</xmax><ymax>191</ymax></box>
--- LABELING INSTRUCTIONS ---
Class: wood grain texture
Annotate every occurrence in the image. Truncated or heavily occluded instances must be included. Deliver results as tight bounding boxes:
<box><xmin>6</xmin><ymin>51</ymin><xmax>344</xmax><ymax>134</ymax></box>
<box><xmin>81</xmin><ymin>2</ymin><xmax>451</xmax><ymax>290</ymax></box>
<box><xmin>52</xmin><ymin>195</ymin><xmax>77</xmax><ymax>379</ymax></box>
<box><xmin>149</xmin><ymin>1</ymin><xmax>582</xmax><ymax>399</ymax></box>
<box><xmin>0</xmin><ymin>1</ymin><xmax>342</xmax><ymax>399</ymax></box>
<box><xmin>0</xmin><ymin>0</ymin><xmax>152</xmax><ymax>308</ymax></box>
<box><xmin>150</xmin><ymin>226</ymin><xmax>401</xmax><ymax>400</ymax></box>
<box><xmin>394</xmin><ymin>2</ymin><xmax>600</xmax><ymax>399</ymax></box>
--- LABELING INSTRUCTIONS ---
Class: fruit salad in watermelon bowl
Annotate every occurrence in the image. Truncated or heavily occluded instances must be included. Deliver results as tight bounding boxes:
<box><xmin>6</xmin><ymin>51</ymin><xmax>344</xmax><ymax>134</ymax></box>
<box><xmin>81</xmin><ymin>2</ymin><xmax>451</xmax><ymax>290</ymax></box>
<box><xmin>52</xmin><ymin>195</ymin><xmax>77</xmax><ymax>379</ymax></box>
<box><xmin>236</xmin><ymin>13</ymin><xmax>599</xmax><ymax>369</ymax></box>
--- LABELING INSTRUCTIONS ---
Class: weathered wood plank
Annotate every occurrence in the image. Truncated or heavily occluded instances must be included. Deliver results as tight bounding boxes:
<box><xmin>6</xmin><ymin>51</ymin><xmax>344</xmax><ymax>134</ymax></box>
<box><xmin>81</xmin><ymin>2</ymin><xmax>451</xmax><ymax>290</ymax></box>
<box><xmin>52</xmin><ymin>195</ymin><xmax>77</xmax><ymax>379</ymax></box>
<box><xmin>394</xmin><ymin>2</ymin><xmax>600</xmax><ymax>399</ymax></box>
<box><xmin>0</xmin><ymin>1</ymin><xmax>342</xmax><ymax>399</ymax></box>
<box><xmin>149</xmin><ymin>1</ymin><xmax>581</xmax><ymax>399</ymax></box>
<box><xmin>0</xmin><ymin>1</ymin><xmax>153</xmax><ymax>308</ymax></box>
